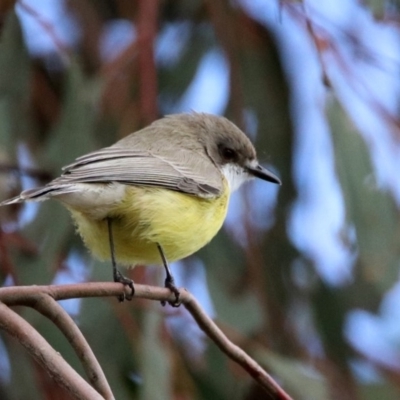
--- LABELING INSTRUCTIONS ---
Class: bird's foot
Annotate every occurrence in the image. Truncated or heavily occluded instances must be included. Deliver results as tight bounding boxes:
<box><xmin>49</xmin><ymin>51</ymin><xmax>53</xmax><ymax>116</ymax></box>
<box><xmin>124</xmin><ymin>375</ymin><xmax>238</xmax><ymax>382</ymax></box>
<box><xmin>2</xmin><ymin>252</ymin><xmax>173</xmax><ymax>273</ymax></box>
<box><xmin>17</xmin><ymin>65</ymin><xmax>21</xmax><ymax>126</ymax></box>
<box><xmin>114</xmin><ymin>269</ymin><xmax>135</xmax><ymax>302</ymax></box>
<box><xmin>162</xmin><ymin>275</ymin><xmax>181</xmax><ymax>307</ymax></box>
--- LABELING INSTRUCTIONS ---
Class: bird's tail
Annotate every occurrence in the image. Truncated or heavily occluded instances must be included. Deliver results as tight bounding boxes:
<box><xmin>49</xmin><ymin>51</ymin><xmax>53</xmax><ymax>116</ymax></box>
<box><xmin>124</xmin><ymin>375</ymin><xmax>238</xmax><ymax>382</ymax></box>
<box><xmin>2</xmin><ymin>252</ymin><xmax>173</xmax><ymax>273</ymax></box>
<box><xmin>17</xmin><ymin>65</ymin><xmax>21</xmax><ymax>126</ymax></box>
<box><xmin>0</xmin><ymin>185</ymin><xmax>76</xmax><ymax>206</ymax></box>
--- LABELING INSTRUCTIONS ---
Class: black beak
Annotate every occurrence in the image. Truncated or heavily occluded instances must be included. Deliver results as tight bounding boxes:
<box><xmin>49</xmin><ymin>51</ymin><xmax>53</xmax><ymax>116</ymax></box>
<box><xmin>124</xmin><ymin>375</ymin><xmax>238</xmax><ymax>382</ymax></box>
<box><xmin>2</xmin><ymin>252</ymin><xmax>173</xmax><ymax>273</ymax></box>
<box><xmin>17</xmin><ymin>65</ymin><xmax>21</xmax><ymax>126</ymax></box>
<box><xmin>246</xmin><ymin>164</ymin><xmax>282</xmax><ymax>185</ymax></box>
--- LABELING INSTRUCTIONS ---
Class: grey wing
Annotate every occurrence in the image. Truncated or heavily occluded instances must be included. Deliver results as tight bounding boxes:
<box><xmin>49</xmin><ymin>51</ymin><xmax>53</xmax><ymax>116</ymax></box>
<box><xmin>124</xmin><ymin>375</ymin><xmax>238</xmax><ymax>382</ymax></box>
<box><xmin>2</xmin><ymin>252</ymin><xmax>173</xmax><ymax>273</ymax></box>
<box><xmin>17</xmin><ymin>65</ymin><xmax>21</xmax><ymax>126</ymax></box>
<box><xmin>51</xmin><ymin>147</ymin><xmax>223</xmax><ymax>197</ymax></box>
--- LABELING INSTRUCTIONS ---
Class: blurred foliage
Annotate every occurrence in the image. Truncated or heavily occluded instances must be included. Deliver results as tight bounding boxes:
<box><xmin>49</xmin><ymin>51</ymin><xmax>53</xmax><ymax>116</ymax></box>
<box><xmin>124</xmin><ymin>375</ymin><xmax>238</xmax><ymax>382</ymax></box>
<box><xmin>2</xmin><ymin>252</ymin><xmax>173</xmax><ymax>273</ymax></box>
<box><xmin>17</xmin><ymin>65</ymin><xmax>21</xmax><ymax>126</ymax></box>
<box><xmin>0</xmin><ymin>1</ymin><xmax>400</xmax><ymax>399</ymax></box>
<box><xmin>330</xmin><ymin>100</ymin><xmax>400</xmax><ymax>291</ymax></box>
<box><xmin>364</xmin><ymin>0</ymin><xmax>386</xmax><ymax>17</ymax></box>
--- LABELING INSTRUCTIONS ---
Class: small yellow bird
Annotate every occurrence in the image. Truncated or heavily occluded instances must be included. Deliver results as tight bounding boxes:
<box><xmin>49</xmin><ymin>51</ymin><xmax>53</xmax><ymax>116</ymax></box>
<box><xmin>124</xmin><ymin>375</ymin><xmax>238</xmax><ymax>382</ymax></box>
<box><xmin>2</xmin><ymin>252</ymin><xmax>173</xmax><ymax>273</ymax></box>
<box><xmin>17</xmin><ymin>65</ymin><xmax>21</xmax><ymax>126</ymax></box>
<box><xmin>1</xmin><ymin>113</ymin><xmax>281</xmax><ymax>304</ymax></box>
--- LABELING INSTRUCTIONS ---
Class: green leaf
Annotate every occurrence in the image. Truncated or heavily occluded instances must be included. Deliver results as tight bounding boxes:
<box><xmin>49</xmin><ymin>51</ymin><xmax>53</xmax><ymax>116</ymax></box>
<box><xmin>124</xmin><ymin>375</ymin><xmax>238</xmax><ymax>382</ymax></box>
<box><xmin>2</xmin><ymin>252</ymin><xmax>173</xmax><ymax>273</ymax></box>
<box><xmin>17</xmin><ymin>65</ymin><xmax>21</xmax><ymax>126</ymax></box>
<box><xmin>363</xmin><ymin>0</ymin><xmax>386</xmax><ymax>19</ymax></box>
<box><xmin>257</xmin><ymin>349</ymin><xmax>329</xmax><ymax>400</ymax></box>
<box><xmin>329</xmin><ymin>99</ymin><xmax>400</xmax><ymax>291</ymax></box>
<box><xmin>138</xmin><ymin>306</ymin><xmax>172</xmax><ymax>400</ymax></box>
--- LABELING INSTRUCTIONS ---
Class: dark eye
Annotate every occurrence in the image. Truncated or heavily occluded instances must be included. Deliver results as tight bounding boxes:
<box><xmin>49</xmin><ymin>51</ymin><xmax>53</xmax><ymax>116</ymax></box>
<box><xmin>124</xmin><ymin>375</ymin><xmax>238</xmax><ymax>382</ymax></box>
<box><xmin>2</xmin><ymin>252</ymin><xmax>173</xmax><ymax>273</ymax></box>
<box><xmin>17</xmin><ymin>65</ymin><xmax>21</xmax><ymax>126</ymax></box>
<box><xmin>220</xmin><ymin>147</ymin><xmax>236</xmax><ymax>161</ymax></box>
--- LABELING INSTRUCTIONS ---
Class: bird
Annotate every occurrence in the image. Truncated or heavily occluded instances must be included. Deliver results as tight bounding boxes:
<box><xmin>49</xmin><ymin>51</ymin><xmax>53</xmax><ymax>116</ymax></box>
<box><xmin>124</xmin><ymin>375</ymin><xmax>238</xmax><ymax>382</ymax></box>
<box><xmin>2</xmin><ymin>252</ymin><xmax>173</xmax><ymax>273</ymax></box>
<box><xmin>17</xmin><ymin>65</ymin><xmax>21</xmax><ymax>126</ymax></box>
<box><xmin>1</xmin><ymin>112</ymin><xmax>281</xmax><ymax>305</ymax></box>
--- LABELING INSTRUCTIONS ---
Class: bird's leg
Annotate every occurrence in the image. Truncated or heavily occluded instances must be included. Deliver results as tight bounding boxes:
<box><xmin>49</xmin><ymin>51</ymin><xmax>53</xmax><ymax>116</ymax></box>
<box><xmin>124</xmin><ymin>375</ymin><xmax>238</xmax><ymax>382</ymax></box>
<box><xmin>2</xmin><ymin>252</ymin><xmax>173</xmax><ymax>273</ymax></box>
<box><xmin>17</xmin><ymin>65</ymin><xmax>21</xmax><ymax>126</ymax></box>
<box><xmin>156</xmin><ymin>243</ymin><xmax>181</xmax><ymax>307</ymax></box>
<box><xmin>107</xmin><ymin>218</ymin><xmax>134</xmax><ymax>301</ymax></box>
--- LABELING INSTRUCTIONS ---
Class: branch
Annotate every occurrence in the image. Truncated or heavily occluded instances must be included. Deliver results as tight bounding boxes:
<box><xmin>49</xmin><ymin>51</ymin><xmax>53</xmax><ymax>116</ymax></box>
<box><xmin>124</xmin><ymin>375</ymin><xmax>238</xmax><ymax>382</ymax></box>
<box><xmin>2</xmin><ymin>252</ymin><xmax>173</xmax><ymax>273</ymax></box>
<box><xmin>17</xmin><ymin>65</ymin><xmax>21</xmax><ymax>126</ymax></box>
<box><xmin>18</xmin><ymin>1</ymin><xmax>70</xmax><ymax>62</ymax></box>
<box><xmin>31</xmin><ymin>294</ymin><xmax>114</xmax><ymax>400</ymax></box>
<box><xmin>0</xmin><ymin>301</ymin><xmax>103</xmax><ymax>400</ymax></box>
<box><xmin>0</xmin><ymin>282</ymin><xmax>293</xmax><ymax>400</ymax></box>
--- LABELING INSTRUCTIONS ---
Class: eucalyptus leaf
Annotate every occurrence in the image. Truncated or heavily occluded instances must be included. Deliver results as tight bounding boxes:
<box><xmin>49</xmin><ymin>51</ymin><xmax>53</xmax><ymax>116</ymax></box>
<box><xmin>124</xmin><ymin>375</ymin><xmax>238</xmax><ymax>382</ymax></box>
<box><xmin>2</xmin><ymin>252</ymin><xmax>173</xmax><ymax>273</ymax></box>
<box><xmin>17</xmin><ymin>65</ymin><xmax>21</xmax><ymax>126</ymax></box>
<box><xmin>329</xmin><ymin>99</ymin><xmax>400</xmax><ymax>291</ymax></box>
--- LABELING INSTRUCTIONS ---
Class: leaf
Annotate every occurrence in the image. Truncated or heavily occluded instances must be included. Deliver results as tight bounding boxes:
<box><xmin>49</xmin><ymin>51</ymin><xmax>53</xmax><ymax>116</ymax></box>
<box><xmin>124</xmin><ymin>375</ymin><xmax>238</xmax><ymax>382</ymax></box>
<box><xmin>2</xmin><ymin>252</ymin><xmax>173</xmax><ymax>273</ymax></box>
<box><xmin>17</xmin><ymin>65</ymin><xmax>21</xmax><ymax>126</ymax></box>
<box><xmin>257</xmin><ymin>348</ymin><xmax>329</xmax><ymax>400</ymax></box>
<box><xmin>44</xmin><ymin>61</ymin><xmax>102</xmax><ymax>170</ymax></box>
<box><xmin>329</xmin><ymin>99</ymin><xmax>400</xmax><ymax>291</ymax></box>
<box><xmin>80</xmin><ymin>295</ymin><xmax>137</xmax><ymax>400</ymax></box>
<box><xmin>0</xmin><ymin>11</ymin><xmax>31</xmax><ymax>149</ymax></box>
<box><xmin>363</xmin><ymin>0</ymin><xmax>386</xmax><ymax>19</ymax></box>
<box><xmin>138</xmin><ymin>306</ymin><xmax>172</xmax><ymax>400</ymax></box>
<box><xmin>360</xmin><ymin>382</ymin><xmax>399</xmax><ymax>400</ymax></box>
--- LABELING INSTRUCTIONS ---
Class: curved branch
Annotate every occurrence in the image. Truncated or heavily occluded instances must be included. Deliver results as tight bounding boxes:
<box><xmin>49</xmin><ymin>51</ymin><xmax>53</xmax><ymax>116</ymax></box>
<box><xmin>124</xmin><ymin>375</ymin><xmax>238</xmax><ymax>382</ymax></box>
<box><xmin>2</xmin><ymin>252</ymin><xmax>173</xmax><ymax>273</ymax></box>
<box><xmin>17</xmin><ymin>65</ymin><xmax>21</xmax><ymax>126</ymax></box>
<box><xmin>184</xmin><ymin>294</ymin><xmax>291</xmax><ymax>399</ymax></box>
<box><xmin>31</xmin><ymin>294</ymin><xmax>114</xmax><ymax>400</ymax></box>
<box><xmin>0</xmin><ymin>282</ymin><xmax>293</xmax><ymax>400</ymax></box>
<box><xmin>0</xmin><ymin>301</ymin><xmax>103</xmax><ymax>400</ymax></box>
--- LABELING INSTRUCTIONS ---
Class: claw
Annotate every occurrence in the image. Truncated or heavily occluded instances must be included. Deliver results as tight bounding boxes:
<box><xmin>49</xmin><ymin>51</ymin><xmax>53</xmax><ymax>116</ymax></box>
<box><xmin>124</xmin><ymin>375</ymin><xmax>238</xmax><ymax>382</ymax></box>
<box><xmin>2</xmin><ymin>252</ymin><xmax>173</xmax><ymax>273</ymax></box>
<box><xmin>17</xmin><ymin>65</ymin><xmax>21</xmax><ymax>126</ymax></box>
<box><xmin>114</xmin><ymin>270</ymin><xmax>135</xmax><ymax>302</ymax></box>
<box><xmin>162</xmin><ymin>276</ymin><xmax>181</xmax><ymax>307</ymax></box>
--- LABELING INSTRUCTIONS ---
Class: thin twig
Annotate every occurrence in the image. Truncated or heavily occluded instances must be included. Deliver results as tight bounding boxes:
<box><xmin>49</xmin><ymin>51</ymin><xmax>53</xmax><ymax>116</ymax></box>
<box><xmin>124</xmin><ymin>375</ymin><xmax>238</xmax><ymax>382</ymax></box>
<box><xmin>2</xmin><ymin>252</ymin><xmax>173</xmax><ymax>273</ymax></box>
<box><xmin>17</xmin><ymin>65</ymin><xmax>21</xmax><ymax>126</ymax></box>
<box><xmin>18</xmin><ymin>1</ymin><xmax>70</xmax><ymax>63</ymax></box>
<box><xmin>0</xmin><ymin>301</ymin><xmax>103</xmax><ymax>400</ymax></box>
<box><xmin>0</xmin><ymin>282</ymin><xmax>293</xmax><ymax>400</ymax></box>
<box><xmin>184</xmin><ymin>294</ymin><xmax>292</xmax><ymax>400</ymax></box>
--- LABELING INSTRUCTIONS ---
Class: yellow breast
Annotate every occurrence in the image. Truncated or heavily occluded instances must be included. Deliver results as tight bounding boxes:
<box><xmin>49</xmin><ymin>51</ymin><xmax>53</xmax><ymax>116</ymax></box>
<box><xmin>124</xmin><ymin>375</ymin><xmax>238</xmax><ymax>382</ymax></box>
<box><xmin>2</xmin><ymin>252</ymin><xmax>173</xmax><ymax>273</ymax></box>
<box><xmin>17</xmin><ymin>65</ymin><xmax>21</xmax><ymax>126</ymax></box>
<box><xmin>68</xmin><ymin>182</ymin><xmax>230</xmax><ymax>266</ymax></box>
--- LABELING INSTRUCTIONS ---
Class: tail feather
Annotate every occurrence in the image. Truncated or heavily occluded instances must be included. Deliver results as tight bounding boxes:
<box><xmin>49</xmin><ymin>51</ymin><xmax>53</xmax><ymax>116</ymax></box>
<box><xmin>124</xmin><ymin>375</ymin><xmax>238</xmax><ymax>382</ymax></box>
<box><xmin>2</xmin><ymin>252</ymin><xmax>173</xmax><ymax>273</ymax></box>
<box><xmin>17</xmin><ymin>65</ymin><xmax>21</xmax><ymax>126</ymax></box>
<box><xmin>0</xmin><ymin>195</ymin><xmax>25</xmax><ymax>206</ymax></box>
<box><xmin>0</xmin><ymin>185</ymin><xmax>77</xmax><ymax>206</ymax></box>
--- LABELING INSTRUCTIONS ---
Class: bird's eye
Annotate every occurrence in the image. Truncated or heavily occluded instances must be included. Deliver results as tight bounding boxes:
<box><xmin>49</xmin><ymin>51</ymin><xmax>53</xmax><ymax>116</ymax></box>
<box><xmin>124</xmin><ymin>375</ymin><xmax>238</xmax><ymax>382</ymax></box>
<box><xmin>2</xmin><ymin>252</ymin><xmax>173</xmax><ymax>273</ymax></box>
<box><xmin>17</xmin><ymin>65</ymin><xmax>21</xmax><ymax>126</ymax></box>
<box><xmin>220</xmin><ymin>147</ymin><xmax>236</xmax><ymax>161</ymax></box>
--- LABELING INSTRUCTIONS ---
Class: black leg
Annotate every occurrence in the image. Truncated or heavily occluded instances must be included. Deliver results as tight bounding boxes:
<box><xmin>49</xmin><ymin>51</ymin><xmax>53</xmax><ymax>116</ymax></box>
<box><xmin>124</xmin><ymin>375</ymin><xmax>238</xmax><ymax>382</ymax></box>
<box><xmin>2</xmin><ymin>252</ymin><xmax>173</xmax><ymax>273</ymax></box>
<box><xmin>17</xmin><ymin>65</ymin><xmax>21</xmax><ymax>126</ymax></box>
<box><xmin>156</xmin><ymin>243</ymin><xmax>180</xmax><ymax>307</ymax></box>
<box><xmin>107</xmin><ymin>218</ymin><xmax>134</xmax><ymax>301</ymax></box>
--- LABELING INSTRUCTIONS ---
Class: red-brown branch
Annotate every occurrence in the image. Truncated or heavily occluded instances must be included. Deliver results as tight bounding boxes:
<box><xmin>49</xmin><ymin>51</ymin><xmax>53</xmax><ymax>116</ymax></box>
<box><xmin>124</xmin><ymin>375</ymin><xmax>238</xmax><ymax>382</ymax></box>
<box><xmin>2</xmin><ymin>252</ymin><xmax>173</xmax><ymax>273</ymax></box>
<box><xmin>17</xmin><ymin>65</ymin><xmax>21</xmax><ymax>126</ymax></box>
<box><xmin>0</xmin><ymin>301</ymin><xmax>104</xmax><ymax>400</ymax></box>
<box><xmin>31</xmin><ymin>294</ymin><xmax>114</xmax><ymax>399</ymax></box>
<box><xmin>0</xmin><ymin>282</ymin><xmax>293</xmax><ymax>400</ymax></box>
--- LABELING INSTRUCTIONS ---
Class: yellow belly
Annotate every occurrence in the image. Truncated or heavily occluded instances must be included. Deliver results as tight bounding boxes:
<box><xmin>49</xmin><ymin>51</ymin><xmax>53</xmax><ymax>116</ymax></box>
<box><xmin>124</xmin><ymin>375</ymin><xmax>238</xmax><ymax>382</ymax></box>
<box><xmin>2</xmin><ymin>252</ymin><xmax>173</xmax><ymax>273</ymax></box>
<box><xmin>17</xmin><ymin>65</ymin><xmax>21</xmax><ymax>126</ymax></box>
<box><xmin>67</xmin><ymin>184</ymin><xmax>230</xmax><ymax>266</ymax></box>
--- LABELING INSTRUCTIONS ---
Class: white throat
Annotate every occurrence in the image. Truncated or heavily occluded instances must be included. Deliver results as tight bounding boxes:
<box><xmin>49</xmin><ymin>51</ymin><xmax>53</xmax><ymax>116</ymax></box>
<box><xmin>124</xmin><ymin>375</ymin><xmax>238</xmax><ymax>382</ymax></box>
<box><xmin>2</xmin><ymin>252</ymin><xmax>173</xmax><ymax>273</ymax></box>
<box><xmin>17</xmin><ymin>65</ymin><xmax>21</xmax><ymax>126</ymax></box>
<box><xmin>221</xmin><ymin>163</ymin><xmax>251</xmax><ymax>192</ymax></box>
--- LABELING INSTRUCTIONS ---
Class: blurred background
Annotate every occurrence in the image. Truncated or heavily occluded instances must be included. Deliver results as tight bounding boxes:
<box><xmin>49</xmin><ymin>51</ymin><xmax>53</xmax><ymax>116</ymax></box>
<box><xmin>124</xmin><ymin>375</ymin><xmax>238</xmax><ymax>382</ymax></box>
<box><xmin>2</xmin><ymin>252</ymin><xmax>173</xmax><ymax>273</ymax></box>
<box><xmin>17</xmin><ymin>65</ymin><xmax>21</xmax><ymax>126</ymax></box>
<box><xmin>0</xmin><ymin>0</ymin><xmax>400</xmax><ymax>399</ymax></box>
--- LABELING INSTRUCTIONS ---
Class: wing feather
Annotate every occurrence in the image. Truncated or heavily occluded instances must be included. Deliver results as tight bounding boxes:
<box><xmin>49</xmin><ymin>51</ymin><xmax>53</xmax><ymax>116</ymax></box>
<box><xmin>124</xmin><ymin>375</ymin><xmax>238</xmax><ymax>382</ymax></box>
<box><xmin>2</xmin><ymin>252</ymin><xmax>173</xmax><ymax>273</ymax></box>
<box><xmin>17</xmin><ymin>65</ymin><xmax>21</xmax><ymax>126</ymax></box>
<box><xmin>52</xmin><ymin>147</ymin><xmax>222</xmax><ymax>197</ymax></box>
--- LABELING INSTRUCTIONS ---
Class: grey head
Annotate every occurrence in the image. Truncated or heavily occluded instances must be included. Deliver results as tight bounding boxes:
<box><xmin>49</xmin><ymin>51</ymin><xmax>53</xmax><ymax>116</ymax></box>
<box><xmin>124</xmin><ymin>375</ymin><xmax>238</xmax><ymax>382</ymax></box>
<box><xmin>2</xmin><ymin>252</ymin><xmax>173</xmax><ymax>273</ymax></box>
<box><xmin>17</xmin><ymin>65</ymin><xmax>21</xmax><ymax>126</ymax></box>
<box><xmin>159</xmin><ymin>113</ymin><xmax>282</xmax><ymax>191</ymax></box>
